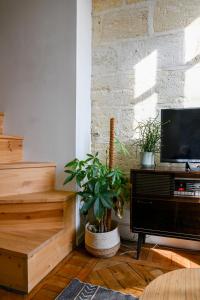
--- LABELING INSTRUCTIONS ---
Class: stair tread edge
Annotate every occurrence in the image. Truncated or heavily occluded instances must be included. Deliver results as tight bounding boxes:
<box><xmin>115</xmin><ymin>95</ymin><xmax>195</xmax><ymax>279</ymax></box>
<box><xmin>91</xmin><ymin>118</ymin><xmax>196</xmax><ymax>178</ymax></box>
<box><xmin>0</xmin><ymin>228</ymin><xmax>67</xmax><ymax>258</ymax></box>
<box><xmin>0</xmin><ymin>190</ymin><xmax>75</xmax><ymax>203</ymax></box>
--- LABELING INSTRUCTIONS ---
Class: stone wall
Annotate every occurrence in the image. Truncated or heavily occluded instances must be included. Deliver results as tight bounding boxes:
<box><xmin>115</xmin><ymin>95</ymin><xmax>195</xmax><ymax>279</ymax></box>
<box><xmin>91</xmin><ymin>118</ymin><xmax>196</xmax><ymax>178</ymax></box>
<box><xmin>92</xmin><ymin>0</ymin><xmax>200</xmax><ymax>244</ymax></box>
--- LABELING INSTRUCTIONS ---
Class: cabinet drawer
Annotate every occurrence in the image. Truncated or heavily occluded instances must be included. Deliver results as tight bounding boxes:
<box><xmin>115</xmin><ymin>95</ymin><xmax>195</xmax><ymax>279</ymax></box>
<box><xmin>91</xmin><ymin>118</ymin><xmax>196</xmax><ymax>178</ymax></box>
<box><xmin>132</xmin><ymin>200</ymin><xmax>176</xmax><ymax>232</ymax></box>
<box><xmin>133</xmin><ymin>173</ymin><xmax>174</xmax><ymax>196</ymax></box>
<box><xmin>176</xmin><ymin>203</ymin><xmax>200</xmax><ymax>236</ymax></box>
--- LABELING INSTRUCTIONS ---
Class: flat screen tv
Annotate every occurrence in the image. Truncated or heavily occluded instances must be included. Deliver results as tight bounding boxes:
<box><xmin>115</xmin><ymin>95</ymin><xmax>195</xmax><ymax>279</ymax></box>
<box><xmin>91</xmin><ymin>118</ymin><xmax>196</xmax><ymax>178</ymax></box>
<box><xmin>161</xmin><ymin>108</ymin><xmax>200</xmax><ymax>163</ymax></box>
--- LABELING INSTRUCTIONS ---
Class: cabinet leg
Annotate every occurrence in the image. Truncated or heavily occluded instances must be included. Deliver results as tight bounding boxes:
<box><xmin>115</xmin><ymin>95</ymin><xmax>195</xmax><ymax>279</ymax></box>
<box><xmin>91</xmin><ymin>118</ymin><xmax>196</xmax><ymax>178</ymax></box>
<box><xmin>136</xmin><ymin>233</ymin><xmax>144</xmax><ymax>260</ymax></box>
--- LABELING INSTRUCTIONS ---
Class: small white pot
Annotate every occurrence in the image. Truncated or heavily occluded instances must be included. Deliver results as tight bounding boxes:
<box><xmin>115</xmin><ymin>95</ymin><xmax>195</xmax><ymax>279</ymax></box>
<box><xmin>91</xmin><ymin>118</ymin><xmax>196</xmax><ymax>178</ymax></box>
<box><xmin>141</xmin><ymin>151</ymin><xmax>155</xmax><ymax>168</ymax></box>
<box><xmin>85</xmin><ymin>221</ymin><xmax>120</xmax><ymax>258</ymax></box>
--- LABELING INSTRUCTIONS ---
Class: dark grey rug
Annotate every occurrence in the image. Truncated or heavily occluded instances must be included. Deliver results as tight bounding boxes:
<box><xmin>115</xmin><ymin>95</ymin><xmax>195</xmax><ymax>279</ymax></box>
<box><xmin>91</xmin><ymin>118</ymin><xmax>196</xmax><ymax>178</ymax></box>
<box><xmin>55</xmin><ymin>278</ymin><xmax>138</xmax><ymax>300</ymax></box>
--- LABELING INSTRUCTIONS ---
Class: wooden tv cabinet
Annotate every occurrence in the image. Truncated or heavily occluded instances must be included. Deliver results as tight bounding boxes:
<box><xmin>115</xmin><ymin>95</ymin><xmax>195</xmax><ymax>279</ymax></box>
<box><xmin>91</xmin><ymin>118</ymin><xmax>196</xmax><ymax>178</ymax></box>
<box><xmin>130</xmin><ymin>167</ymin><xmax>200</xmax><ymax>259</ymax></box>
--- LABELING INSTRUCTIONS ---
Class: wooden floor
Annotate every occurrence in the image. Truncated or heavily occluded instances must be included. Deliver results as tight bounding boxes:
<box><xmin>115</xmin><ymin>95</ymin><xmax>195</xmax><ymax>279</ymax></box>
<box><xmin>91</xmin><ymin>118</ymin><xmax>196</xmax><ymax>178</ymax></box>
<box><xmin>0</xmin><ymin>242</ymin><xmax>200</xmax><ymax>299</ymax></box>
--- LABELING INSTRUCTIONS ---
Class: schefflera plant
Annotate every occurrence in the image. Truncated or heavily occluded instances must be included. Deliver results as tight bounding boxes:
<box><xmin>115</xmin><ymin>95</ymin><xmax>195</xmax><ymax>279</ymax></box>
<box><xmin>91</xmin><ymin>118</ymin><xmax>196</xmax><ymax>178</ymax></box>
<box><xmin>64</xmin><ymin>152</ymin><xmax>129</xmax><ymax>233</ymax></box>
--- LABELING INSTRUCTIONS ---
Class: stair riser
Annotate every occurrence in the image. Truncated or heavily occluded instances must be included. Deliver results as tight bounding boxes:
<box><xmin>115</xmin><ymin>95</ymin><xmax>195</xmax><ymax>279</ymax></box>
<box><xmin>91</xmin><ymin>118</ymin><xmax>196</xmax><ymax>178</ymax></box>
<box><xmin>28</xmin><ymin>228</ymin><xmax>74</xmax><ymax>292</ymax></box>
<box><xmin>0</xmin><ymin>195</ymin><xmax>75</xmax><ymax>293</ymax></box>
<box><xmin>0</xmin><ymin>251</ymin><xmax>27</xmax><ymax>292</ymax></box>
<box><xmin>0</xmin><ymin>230</ymin><xmax>74</xmax><ymax>293</ymax></box>
<box><xmin>0</xmin><ymin>202</ymin><xmax>64</xmax><ymax>231</ymax></box>
<box><xmin>0</xmin><ymin>138</ymin><xmax>23</xmax><ymax>163</ymax></box>
<box><xmin>0</xmin><ymin>113</ymin><xmax>4</xmax><ymax>134</ymax></box>
<box><xmin>0</xmin><ymin>166</ymin><xmax>55</xmax><ymax>196</ymax></box>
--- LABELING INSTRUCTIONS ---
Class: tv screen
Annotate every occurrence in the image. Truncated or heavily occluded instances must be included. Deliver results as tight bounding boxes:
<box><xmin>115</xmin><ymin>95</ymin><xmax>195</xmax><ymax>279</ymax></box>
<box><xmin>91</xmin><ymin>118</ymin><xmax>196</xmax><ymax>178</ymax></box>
<box><xmin>161</xmin><ymin>108</ymin><xmax>200</xmax><ymax>163</ymax></box>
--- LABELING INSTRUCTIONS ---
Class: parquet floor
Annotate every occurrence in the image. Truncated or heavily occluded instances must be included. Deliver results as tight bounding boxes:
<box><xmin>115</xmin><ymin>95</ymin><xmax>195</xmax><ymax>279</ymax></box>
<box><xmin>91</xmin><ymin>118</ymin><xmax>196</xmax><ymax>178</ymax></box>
<box><xmin>0</xmin><ymin>242</ymin><xmax>200</xmax><ymax>299</ymax></box>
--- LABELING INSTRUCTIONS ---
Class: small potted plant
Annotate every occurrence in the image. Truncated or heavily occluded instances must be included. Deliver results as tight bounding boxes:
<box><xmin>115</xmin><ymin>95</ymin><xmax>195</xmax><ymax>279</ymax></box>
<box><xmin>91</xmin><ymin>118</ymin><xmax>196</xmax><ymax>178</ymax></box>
<box><xmin>135</xmin><ymin>117</ymin><xmax>161</xmax><ymax>168</ymax></box>
<box><xmin>64</xmin><ymin>119</ymin><xmax>129</xmax><ymax>258</ymax></box>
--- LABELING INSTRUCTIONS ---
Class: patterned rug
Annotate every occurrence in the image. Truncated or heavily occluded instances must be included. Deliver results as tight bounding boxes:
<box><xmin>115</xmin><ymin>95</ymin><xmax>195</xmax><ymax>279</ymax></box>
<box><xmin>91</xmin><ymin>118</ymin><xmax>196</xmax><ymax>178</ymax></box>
<box><xmin>55</xmin><ymin>278</ymin><xmax>138</xmax><ymax>300</ymax></box>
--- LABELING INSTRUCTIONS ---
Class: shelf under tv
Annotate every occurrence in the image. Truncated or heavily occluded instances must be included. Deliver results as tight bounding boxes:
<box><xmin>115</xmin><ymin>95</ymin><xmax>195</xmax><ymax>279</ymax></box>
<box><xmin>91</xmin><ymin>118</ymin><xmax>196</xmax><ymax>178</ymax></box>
<box><xmin>130</xmin><ymin>166</ymin><xmax>200</xmax><ymax>259</ymax></box>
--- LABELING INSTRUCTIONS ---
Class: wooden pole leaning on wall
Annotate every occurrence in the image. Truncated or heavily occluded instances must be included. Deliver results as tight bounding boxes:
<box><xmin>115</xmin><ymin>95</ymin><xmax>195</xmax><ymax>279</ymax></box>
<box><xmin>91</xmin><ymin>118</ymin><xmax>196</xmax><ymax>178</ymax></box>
<box><xmin>107</xmin><ymin>117</ymin><xmax>115</xmax><ymax>231</ymax></box>
<box><xmin>109</xmin><ymin>118</ymin><xmax>115</xmax><ymax>170</ymax></box>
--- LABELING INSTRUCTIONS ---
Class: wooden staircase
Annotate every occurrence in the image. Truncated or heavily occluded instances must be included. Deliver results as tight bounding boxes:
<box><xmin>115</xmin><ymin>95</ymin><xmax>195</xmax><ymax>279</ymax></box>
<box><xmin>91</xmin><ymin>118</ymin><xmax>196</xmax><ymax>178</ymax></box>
<box><xmin>0</xmin><ymin>113</ymin><xmax>75</xmax><ymax>293</ymax></box>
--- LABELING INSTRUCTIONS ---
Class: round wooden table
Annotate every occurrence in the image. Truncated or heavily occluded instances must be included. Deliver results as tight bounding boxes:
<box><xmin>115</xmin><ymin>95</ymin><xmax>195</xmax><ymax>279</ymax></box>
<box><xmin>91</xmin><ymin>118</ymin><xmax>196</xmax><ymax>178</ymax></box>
<box><xmin>140</xmin><ymin>268</ymin><xmax>200</xmax><ymax>300</ymax></box>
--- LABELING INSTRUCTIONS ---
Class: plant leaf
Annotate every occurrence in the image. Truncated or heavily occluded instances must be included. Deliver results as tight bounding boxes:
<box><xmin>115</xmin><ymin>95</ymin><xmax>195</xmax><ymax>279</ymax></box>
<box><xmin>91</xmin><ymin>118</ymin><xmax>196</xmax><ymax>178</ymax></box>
<box><xmin>100</xmin><ymin>195</ymin><xmax>113</xmax><ymax>209</ymax></box>
<box><xmin>64</xmin><ymin>170</ymin><xmax>74</xmax><ymax>174</ymax></box>
<box><xmin>94</xmin><ymin>197</ymin><xmax>104</xmax><ymax>221</ymax></box>
<box><xmin>94</xmin><ymin>181</ymin><xmax>100</xmax><ymax>194</ymax></box>
<box><xmin>80</xmin><ymin>197</ymin><xmax>95</xmax><ymax>215</ymax></box>
<box><xmin>64</xmin><ymin>159</ymin><xmax>78</xmax><ymax>168</ymax></box>
<box><xmin>63</xmin><ymin>173</ymin><xmax>75</xmax><ymax>185</ymax></box>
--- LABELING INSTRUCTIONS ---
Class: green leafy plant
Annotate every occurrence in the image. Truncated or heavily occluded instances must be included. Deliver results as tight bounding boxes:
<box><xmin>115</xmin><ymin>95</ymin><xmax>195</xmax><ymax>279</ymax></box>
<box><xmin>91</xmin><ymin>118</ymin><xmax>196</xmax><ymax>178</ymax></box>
<box><xmin>135</xmin><ymin>117</ymin><xmax>162</xmax><ymax>153</ymax></box>
<box><xmin>64</xmin><ymin>152</ymin><xmax>129</xmax><ymax>233</ymax></box>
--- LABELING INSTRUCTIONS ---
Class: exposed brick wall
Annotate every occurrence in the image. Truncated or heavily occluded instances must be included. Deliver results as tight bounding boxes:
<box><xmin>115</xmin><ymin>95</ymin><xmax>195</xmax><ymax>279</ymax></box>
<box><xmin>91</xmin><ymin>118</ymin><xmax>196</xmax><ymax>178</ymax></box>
<box><xmin>92</xmin><ymin>0</ymin><xmax>200</xmax><ymax>243</ymax></box>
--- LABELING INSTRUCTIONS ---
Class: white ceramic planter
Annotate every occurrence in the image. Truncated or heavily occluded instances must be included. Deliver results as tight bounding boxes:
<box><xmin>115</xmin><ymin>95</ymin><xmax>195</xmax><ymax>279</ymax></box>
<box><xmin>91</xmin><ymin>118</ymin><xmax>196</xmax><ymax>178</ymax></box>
<box><xmin>85</xmin><ymin>221</ymin><xmax>120</xmax><ymax>258</ymax></box>
<box><xmin>141</xmin><ymin>152</ymin><xmax>155</xmax><ymax>168</ymax></box>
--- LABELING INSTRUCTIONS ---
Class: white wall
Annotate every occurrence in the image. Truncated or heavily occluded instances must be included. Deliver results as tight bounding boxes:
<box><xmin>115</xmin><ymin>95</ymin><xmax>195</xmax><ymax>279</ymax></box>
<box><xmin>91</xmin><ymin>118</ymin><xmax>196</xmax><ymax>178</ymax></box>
<box><xmin>76</xmin><ymin>0</ymin><xmax>92</xmax><ymax>160</ymax></box>
<box><xmin>0</xmin><ymin>0</ymin><xmax>77</xmax><ymax>188</ymax></box>
<box><xmin>0</xmin><ymin>0</ymin><xmax>92</xmax><ymax>242</ymax></box>
<box><xmin>76</xmin><ymin>0</ymin><xmax>92</xmax><ymax>244</ymax></box>
<box><xmin>0</xmin><ymin>0</ymin><xmax>91</xmax><ymax>189</ymax></box>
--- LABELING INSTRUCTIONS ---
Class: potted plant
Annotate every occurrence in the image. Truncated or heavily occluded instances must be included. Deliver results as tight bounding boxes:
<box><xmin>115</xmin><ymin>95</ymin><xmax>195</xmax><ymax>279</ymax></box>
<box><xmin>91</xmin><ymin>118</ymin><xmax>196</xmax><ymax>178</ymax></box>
<box><xmin>64</xmin><ymin>119</ymin><xmax>129</xmax><ymax>258</ymax></box>
<box><xmin>135</xmin><ymin>117</ymin><xmax>161</xmax><ymax>168</ymax></box>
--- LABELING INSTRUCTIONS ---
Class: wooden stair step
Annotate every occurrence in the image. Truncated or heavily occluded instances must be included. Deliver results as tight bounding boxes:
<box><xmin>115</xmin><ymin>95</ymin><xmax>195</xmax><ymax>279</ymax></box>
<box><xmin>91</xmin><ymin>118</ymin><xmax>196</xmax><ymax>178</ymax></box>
<box><xmin>0</xmin><ymin>161</ymin><xmax>55</xmax><ymax>169</ymax></box>
<box><xmin>0</xmin><ymin>162</ymin><xmax>56</xmax><ymax>196</ymax></box>
<box><xmin>0</xmin><ymin>135</ymin><xmax>23</xmax><ymax>140</ymax></box>
<box><xmin>0</xmin><ymin>191</ymin><xmax>75</xmax><ymax>231</ymax></box>
<box><xmin>0</xmin><ymin>228</ymin><xmax>62</xmax><ymax>257</ymax></box>
<box><xmin>0</xmin><ymin>228</ymin><xmax>75</xmax><ymax>293</ymax></box>
<box><xmin>0</xmin><ymin>192</ymin><xmax>76</xmax><ymax>293</ymax></box>
<box><xmin>0</xmin><ymin>190</ymin><xmax>75</xmax><ymax>204</ymax></box>
<box><xmin>0</xmin><ymin>135</ymin><xmax>24</xmax><ymax>163</ymax></box>
<box><xmin>0</xmin><ymin>112</ymin><xmax>4</xmax><ymax>134</ymax></box>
